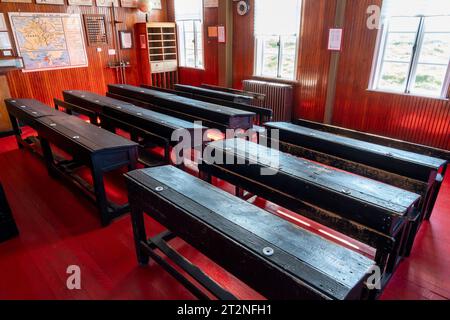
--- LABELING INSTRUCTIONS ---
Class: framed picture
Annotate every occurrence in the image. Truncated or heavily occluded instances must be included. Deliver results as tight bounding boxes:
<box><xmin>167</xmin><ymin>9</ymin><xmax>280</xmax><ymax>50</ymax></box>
<box><xmin>119</xmin><ymin>30</ymin><xmax>133</xmax><ymax>49</ymax></box>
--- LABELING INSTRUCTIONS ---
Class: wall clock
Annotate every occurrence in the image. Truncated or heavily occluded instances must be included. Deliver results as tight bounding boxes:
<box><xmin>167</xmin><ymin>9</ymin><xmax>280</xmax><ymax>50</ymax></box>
<box><xmin>236</xmin><ymin>0</ymin><xmax>250</xmax><ymax>16</ymax></box>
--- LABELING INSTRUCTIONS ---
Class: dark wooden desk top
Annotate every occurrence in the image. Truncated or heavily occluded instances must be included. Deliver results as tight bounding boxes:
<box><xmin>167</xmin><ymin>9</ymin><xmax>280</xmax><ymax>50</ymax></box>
<box><xmin>126</xmin><ymin>165</ymin><xmax>374</xmax><ymax>300</ymax></box>
<box><xmin>38</xmin><ymin>115</ymin><xmax>137</xmax><ymax>153</ymax></box>
<box><xmin>174</xmin><ymin>84</ymin><xmax>254</xmax><ymax>104</ymax></box>
<box><xmin>64</xmin><ymin>90</ymin><xmax>206</xmax><ymax>133</ymax></box>
<box><xmin>266</xmin><ymin>122</ymin><xmax>447</xmax><ymax>172</ymax></box>
<box><xmin>108</xmin><ymin>84</ymin><xmax>256</xmax><ymax>118</ymax></box>
<box><xmin>205</xmin><ymin>139</ymin><xmax>420</xmax><ymax>219</ymax></box>
<box><xmin>63</xmin><ymin>90</ymin><xmax>134</xmax><ymax>114</ymax></box>
<box><xmin>5</xmin><ymin>99</ymin><xmax>64</xmax><ymax>119</ymax></box>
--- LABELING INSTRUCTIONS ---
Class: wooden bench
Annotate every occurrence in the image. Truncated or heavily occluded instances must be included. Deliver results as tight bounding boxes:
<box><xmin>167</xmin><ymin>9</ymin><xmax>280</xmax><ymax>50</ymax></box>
<box><xmin>60</xmin><ymin>90</ymin><xmax>206</xmax><ymax>166</ymax></box>
<box><xmin>264</xmin><ymin>122</ymin><xmax>446</xmax><ymax>255</ymax></box>
<box><xmin>142</xmin><ymin>84</ymin><xmax>273</xmax><ymax>125</ymax></box>
<box><xmin>174</xmin><ymin>84</ymin><xmax>254</xmax><ymax>104</ymax></box>
<box><xmin>126</xmin><ymin>165</ymin><xmax>375</xmax><ymax>300</ymax></box>
<box><xmin>5</xmin><ymin>99</ymin><xmax>138</xmax><ymax>226</ymax></box>
<box><xmin>107</xmin><ymin>84</ymin><xmax>256</xmax><ymax>131</ymax></box>
<box><xmin>293</xmin><ymin>119</ymin><xmax>449</xmax><ymax>221</ymax></box>
<box><xmin>201</xmin><ymin>84</ymin><xmax>266</xmax><ymax>102</ymax></box>
<box><xmin>198</xmin><ymin>138</ymin><xmax>421</xmax><ymax>292</ymax></box>
<box><xmin>0</xmin><ymin>183</ymin><xmax>19</xmax><ymax>243</ymax></box>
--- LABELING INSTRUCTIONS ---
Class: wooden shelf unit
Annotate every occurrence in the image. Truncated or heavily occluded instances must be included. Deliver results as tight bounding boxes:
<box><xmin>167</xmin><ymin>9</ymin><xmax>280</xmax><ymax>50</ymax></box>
<box><xmin>136</xmin><ymin>22</ymin><xmax>178</xmax><ymax>89</ymax></box>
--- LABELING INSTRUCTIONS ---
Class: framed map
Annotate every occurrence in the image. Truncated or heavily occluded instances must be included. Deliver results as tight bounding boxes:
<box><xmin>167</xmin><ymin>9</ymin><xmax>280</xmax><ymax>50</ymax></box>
<box><xmin>68</xmin><ymin>0</ymin><xmax>93</xmax><ymax>5</ymax></box>
<box><xmin>36</xmin><ymin>0</ymin><xmax>65</xmax><ymax>5</ymax></box>
<box><xmin>8</xmin><ymin>12</ymin><xmax>88</xmax><ymax>72</ymax></box>
<box><xmin>120</xmin><ymin>0</ymin><xmax>136</xmax><ymax>8</ymax></box>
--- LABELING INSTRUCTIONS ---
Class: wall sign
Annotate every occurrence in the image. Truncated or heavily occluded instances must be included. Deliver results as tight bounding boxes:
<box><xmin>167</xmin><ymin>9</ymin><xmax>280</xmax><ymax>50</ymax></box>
<box><xmin>95</xmin><ymin>0</ymin><xmax>119</xmax><ymax>7</ymax></box>
<box><xmin>84</xmin><ymin>14</ymin><xmax>108</xmax><ymax>46</ymax></box>
<box><xmin>204</xmin><ymin>0</ymin><xmax>218</xmax><ymax>8</ymax></box>
<box><xmin>328</xmin><ymin>28</ymin><xmax>343</xmax><ymax>51</ymax></box>
<box><xmin>150</xmin><ymin>0</ymin><xmax>161</xmax><ymax>10</ymax></box>
<box><xmin>119</xmin><ymin>30</ymin><xmax>133</xmax><ymax>49</ymax></box>
<box><xmin>68</xmin><ymin>0</ymin><xmax>93</xmax><ymax>5</ymax></box>
<box><xmin>0</xmin><ymin>0</ymin><xmax>32</xmax><ymax>3</ymax></box>
<box><xmin>120</xmin><ymin>0</ymin><xmax>137</xmax><ymax>8</ymax></box>
<box><xmin>218</xmin><ymin>26</ymin><xmax>226</xmax><ymax>43</ymax></box>
<box><xmin>36</xmin><ymin>0</ymin><xmax>65</xmax><ymax>5</ymax></box>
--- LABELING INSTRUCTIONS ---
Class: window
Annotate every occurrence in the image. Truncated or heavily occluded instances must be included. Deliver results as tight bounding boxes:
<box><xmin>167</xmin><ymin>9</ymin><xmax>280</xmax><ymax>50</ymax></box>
<box><xmin>175</xmin><ymin>0</ymin><xmax>204</xmax><ymax>69</ymax></box>
<box><xmin>370</xmin><ymin>0</ymin><xmax>450</xmax><ymax>98</ymax></box>
<box><xmin>254</xmin><ymin>0</ymin><xmax>302</xmax><ymax>80</ymax></box>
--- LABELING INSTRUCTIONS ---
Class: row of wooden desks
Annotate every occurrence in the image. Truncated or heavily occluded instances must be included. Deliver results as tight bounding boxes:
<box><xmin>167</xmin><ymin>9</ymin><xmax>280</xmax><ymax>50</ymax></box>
<box><xmin>264</xmin><ymin>121</ymin><xmax>447</xmax><ymax>255</ymax></box>
<box><xmin>141</xmin><ymin>84</ymin><xmax>273</xmax><ymax>125</ymax></box>
<box><xmin>60</xmin><ymin>90</ymin><xmax>206</xmax><ymax>166</ymax></box>
<box><xmin>198</xmin><ymin>138</ymin><xmax>421</xmax><ymax>292</ymax></box>
<box><xmin>126</xmin><ymin>165</ymin><xmax>375</xmax><ymax>300</ymax></box>
<box><xmin>5</xmin><ymin>98</ymin><xmax>138</xmax><ymax>226</ymax></box>
<box><xmin>107</xmin><ymin>84</ymin><xmax>256</xmax><ymax>131</ymax></box>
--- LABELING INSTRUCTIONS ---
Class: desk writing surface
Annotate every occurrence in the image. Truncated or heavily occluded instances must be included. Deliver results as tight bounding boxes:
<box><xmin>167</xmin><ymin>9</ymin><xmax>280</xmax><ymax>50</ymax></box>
<box><xmin>127</xmin><ymin>165</ymin><xmax>374</xmax><ymax>299</ymax></box>
<box><xmin>266</xmin><ymin>122</ymin><xmax>446</xmax><ymax>170</ymax></box>
<box><xmin>206</xmin><ymin>138</ymin><xmax>420</xmax><ymax>216</ymax></box>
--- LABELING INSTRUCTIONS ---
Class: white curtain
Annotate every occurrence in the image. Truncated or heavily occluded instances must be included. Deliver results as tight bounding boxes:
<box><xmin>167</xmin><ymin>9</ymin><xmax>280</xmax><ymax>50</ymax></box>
<box><xmin>381</xmin><ymin>0</ymin><xmax>450</xmax><ymax>17</ymax></box>
<box><xmin>174</xmin><ymin>0</ymin><xmax>203</xmax><ymax>21</ymax></box>
<box><xmin>254</xmin><ymin>0</ymin><xmax>302</xmax><ymax>36</ymax></box>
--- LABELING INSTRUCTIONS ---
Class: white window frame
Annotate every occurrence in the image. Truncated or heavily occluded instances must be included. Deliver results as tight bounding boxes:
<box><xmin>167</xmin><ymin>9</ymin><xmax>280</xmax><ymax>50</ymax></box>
<box><xmin>253</xmin><ymin>1</ymin><xmax>301</xmax><ymax>81</ymax></box>
<box><xmin>370</xmin><ymin>16</ymin><xmax>450</xmax><ymax>99</ymax></box>
<box><xmin>177</xmin><ymin>19</ymin><xmax>204</xmax><ymax>69</ymax></box>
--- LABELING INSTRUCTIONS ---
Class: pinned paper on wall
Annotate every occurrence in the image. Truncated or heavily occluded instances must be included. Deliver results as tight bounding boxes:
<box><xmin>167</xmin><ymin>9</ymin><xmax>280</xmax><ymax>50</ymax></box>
<box><xmin>328</xmin><ymin>28</ymin><xmax>343</xmax><ymax>51</ymax></box>
<box><xmin>208</xmin><ymin>26</ymin><xmax>218</xmax><ymax>38</ymax></box>
<box><xmin>218</xmin><ymin>26</ymin><xmax>226</xmax><ymax>43</ymax></box>
<box><xmin>204</xmin><ymin>0</ymin><xmax>218</xmax><ymax>8</ymax></box>
<box><xmin>0</xmin><ymin>13</ymin><xmax>7</xmax><ymax>31</ymax></box>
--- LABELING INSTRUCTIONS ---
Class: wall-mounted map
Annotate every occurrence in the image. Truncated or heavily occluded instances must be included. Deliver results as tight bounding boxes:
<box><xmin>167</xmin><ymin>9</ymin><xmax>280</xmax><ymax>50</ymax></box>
<box><xmin>8</xmin><ymin>12</ymin><xmax>88</xmax><ymax>72</ymax></box>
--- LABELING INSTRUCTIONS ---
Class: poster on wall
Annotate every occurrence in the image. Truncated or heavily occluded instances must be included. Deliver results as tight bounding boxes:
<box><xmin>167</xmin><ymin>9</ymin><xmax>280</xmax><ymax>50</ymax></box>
<box><xmin>95</xmin><ymin>0</ymin><xmax>119</xmax><ymax>7</ymax></box>
<box><xmin>36</xmin><ymin>0</ymin><xmax>65</xmax><ymax>5</ymax></box>
<box><xmin>68</xmin><ymin>0</ymin><xmax>93</xmax><ymax>5</ymax></box>
<box><xmin>8</xmin><ymin>12</ymin><xmax>88</xmax><ymax>72</ymax></box>
<box><xmin>120</xmin><ymin>0</ymin><xmax>137</xmax><ymax>8</ymax></box>
<box><xmin>0</xmin><ymin>0</ymin><xmax>32</xmax><ymax>3</ymax></box>
<box><xmin>150</xmin><ymin>0</ymin><xmax>162</xmax><ymax>10</ymax></box>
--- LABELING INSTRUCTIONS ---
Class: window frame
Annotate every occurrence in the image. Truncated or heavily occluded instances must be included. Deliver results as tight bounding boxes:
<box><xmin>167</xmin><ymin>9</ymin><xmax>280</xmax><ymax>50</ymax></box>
<box><xmin>253</xmin><ymin>2</ymin><xmax>301</xmax><ymax>81</ymax></box>
<box><xmin>176</xmin><ymin>10</ymin><xmax>204</xmax><ymax>70</ymax></box>
<box><xmin>370</xmin><ymin>15</ymin><xmax>450</xmax><ymax>99</ymax></box>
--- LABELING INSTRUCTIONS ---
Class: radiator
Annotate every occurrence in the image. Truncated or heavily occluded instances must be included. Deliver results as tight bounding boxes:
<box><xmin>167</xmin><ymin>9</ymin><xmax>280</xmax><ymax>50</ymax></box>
<box><xmin>243</xmin><ymin>80</ymin><xmax>293</xmax><ymax>122</ymax></box>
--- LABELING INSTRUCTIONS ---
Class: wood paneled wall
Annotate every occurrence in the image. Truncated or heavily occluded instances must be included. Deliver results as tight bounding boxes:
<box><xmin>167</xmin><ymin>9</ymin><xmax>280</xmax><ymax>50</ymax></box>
<box><xmin>166</xmin><ymin>1</ymin><xmax>219</xmax><ymax>86</ymax></box>
<box><xmin>229</xmin><ymin>0</ymin><xmax>449</xmax><ymax>150</ymax></box>
<box><xmin>0</xmin><ymin>1</ymin><xmax>168</xmax><ymax>107</ymax></box>
<box><xmin>333</xmin><ymin>0</ymin><xmax>450</xmax><ymax>150</ymax></box>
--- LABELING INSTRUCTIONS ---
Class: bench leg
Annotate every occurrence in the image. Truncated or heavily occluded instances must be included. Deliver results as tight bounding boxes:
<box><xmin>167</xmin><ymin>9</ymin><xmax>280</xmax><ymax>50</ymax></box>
<box><xmin>90</xmin><ymin>158</ymin><xmax>110</xmax><ymax>227</ymax></box>
<box><xmin>130</xmin><ymin>204</ymin><xmax>149</xmax><ymax>265</ymax></box>
<box><xmin>9</xmin><ymin>114</ymin><xmax>23</xmax><ymax>149</ymax></box>
<box><xmin>40</xmin><ymin>138</ymin><xmax>57</xmax><ymax>177</ymax></box>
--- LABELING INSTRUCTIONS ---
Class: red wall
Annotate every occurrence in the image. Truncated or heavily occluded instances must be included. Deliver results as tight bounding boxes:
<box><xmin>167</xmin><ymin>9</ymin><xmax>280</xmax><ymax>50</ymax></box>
<box><xmin>230</xmin><ymin>0</ymin><xmax>450</xmax><ymax>150</ymax></box>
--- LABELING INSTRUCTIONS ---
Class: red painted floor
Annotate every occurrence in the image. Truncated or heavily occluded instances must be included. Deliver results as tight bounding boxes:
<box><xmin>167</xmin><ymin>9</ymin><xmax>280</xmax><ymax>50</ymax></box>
<box><xmin>0</xmin><ymin>132</ymin><xmax>449</xmax><ymax>300</ymax></box>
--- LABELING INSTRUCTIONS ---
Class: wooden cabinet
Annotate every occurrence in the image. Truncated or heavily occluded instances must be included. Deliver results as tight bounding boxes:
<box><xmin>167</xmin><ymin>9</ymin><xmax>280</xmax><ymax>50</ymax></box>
<box><xmin>135</xmin><ymin>22</ymin><xmax>178</xmax><ymax>89</ymax></box>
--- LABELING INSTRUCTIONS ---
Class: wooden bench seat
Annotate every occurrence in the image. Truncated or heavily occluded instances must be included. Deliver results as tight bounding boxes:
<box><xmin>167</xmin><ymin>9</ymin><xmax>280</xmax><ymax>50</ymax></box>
<box><xmin>142</xmin><ymin>84</ymin><xmax>273</xmax><ymax>125</ymax></box>
<box><xmin>174</xmin><ymin>84</ymin><xmax>254</xmax><ymax>104</ymax></box>
<box><xmin>264</xmin><ymin>122</ymin><xmax>447</xmax><ymax>255</ymax></box>
<box><xmin>107</xmin><ymin>84</ymin><xmax>256</xmax><ymax>131</ymax></box>
<box><xmin>61</xmin><ymin>90</ymin><xmax>206</xmax><ymax>165</ymax></box>
<box><xmin>5</xmin><ymin>99</ymin><xmax>138</xmax><ymax>226</ymax></box>
<box><xmin>198</xmin><ymin>138</ymin><xmax>421</xmax><ymax>292</ymax></box>
<box><xmin>126</xmin><ymin>165</ymin><xmax>375</xmax><ymax>300</ymax></box>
